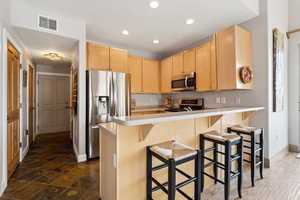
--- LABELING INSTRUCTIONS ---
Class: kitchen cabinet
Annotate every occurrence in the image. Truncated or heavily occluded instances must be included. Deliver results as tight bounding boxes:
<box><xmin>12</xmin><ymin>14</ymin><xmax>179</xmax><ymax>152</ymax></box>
<box><xmin>110</xmin><ymin>48</ymin><xmax>128</xmax><ymax>73</ymax></box>
<box><xmin>172</xmin><ymin>52</ymin><xmax>184</xmax><ymax>77</ymax></box>
<box><xmin>142</xmin><ymin>58</ymin><xmax>160</xmax><ymax>93</ymax></box>
<box><xmin>196</xmin><ymin>35</ymin><xmax>217</xmax><ymax>91</ymax></box>
<box><xmin>160</xmin><ymin>56</ymin><xmax>173</xmax><ymax>93</ymax></box>
<box><xmin>86</xmin><ymin>42</ymin><xmax>110</xmax><ymax>70</ymax></box>
<box><xmin>183</xmin><ymin>48</ymin><xmax>196</xmax><ymax>74</ymax></box>
<box><xmin>128</xmin><ymin>55</ymin><xmax>143</xmax><ymax>93</ymax></box>
<box><xmin>216</xmin><ymin>25</ymin><xmax>253</xmax><ymax>90</ymax></box>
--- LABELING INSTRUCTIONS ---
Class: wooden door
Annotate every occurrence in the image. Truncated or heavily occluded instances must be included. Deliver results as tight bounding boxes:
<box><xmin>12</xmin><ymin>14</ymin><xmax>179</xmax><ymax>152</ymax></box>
<box><xmin>7</xmin><ymin>42</ymin><xmax>20</xmax><ymax>178</ymax></box>
<box><xmin>28</xmin><ymin>65</ymin><xmax>34</xmax><ymax>145</ymax></box>
<box><xmin>110</xmin><ymin>48</ymin><xmax>128</xmax><ymax>73</ymax></box>
<box><xmin>172</xmin><ymin>52</ymin><xmax>184</xmax><ymax>77</ymax></box>
<box><xmin>142</xmin><ymin>58</ymin><xmax>160</xmax><ymax>93</ymax></box>
<box><xmin>86</xmin><ymin>42</ymin><xmax>110</xmax><ymax>70</ymax></box>
<box><xmin>160</xmin><ymin>56</ymin><xmax>173</xmax><ymax>93</ymax></box>
<box><xmin>183</xmin><ymin>48</ymin><xmax>196</xmax><ymax>73</ymax></box>
<box><xmin>37</xmin><ymin>75</ymin><xmax>70</xmax><ymax>134</ymax></box>
<box><xmin>128</xmin><ymin>55</ymin><xmax>143</xmax><ymax>93</ymax></box>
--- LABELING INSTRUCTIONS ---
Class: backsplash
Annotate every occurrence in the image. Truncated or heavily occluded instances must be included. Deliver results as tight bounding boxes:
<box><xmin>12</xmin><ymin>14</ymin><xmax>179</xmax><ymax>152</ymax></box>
<box><xmin>131</xmin><ymin>94</ymin><xmax>164</xmax><ymax>107</ymax></box>
<box><xmin>132</xmin><ymin>90</ymin><xmax>257</xmax><ymax>108</ymax></box>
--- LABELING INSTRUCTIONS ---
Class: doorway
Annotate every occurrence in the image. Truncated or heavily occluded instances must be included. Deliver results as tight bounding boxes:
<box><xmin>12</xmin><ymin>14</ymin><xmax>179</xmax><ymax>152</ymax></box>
<box><xmin>37</xmin><ymin>74</ymin><xmax>70</xmax><ymax>134</ymax></box>
<box><xmin>7</xmin><ymin>42</ymin><xmax>21</xmax><ymax>178</ymax></box>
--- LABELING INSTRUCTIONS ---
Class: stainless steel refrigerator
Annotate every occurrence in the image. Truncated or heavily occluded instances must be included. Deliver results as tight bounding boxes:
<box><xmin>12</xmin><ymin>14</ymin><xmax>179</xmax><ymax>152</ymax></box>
<box><xmin>86</xmin><ymin>70</ymin><xmax>131</xmax><ymax>159</ymax></box>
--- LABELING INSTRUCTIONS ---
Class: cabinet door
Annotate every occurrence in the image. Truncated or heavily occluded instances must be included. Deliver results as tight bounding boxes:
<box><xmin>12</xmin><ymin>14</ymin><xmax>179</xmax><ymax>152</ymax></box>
<box><xmin>216</xmin><ymin>26</ymin><xmax>236</xmax><ymax>90</ymax></box>
<box><xmin>86</xmin><ymin>42</ymin><xmax>110</xmax><ymax>70</ymax></box>
<box><xmin>172</xmin><ymin>52</ymin><xmax>184</xmax><ymax>77</ymax></box>
<box><xmin>196</xmin><ymin>42</ymin><xmax>211</xmax><ymax>91</ymax></box>
<box><xmin>128</xmin><ymin>55</ymin><xmax>143</xmax><ymax>93</ymax></box>
<box><xmin>160</xmin><ymin>56</ymin><xmax>173</xmax><ymax>93</ymax></box>
<box><xmin>183</xmin><ymin>48</ymin><xmax>196</xmax><ymax>74</ymax></box>
<box><xmin>142</xmin><ymin>59</ymin><xmax>160</xmax><ymax>93</ymax></box>
<box><xmin>110</xmin><ymin>48</ymin><xmax>128</xmax><ymax>73</ymax></box>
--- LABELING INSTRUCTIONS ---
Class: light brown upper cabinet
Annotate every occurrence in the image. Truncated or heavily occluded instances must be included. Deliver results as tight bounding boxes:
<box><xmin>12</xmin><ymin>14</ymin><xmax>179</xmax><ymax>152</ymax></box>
<box><xmin>216</xmin><ymin>25</ymin><xmax>253</xmax><ymax>90</ymax></box>
<box><xmin>86</xmin><ymin>42</ymin><xmax>110</xmax><ymax>70</ymax></box>
<box><xmin>160</xmin><ymin>56</ymin><xmax>173</xmax><ymax>93</ymax></box>
<box><xmin>128</xmin><ymin>55</ymin><xmax>143</xmax><ymax>93</ymax></box>
<box><xmin>183</xmin><ymin>48</ymin><xmax>196</xmax><ymax>74</ymax></box>
<box><xmin>142</xmin><ymin>58</ymin><xmax>160</xmax><ymax>93</ymax></box>
<box><xmin>196</xmin><ymin>35</ymin><xmax>217</xmax><ymax>92</ymax></box>
<box><xmin>110</xmin><ymin>48</ymin><xmax>128</xmax><ymax>73</ymax></box>
<box><xmin>172</xmin><ymin>52</ymin><xmax>184</xmax><ymax>77</ymax></box>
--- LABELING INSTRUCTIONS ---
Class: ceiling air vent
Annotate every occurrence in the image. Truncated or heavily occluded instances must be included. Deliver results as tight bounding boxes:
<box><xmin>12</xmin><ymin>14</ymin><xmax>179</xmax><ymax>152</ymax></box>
<box><xmin>38</xmin><ymin>15</ymin><xmax>57</xmax><ymax>31</ymax></box>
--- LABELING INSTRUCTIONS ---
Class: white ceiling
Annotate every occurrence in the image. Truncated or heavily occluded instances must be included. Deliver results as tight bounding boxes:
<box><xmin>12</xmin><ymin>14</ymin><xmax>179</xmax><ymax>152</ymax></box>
<box><xmin>14</xmin><ymin>27</ymin><xmax>77</xmax><ymax>66</ymax></box>
<box><xmin>20</xmin><ymin>0</ymin><xmax>258</xmax><ymax>57</ymax></box>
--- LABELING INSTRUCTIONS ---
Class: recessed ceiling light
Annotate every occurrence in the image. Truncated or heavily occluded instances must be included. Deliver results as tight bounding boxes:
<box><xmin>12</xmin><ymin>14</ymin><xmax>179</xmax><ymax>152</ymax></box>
<box><xmin>185</xmin><ymin>18</ymin><xmax>195</xmax><ymax>25</ymax></box>
<box><xmin>122</xmin><ymin>30</ymin><xmax>129</xmax><ymax>35</ymax></box>
<box><xmin>149</xmin><ymin>1</ymin><xmax>159</xmax><ymax>8</ymax></box>
<box><xmin>153</xmin><ymin>39</ymin><xmax>160</xmax><ymax>44</ymax></box>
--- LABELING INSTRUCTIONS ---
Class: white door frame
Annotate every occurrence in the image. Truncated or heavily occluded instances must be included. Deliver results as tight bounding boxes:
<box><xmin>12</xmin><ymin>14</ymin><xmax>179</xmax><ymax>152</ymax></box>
<box><xmin>36</xmin><ymin>72</ymin><xmax>70</xmax><ymax>135</ymax></box>
<box><xmin>1</xmin><ymin>28</ymin><xmax>24</xmax><ymax>196</ymax></box>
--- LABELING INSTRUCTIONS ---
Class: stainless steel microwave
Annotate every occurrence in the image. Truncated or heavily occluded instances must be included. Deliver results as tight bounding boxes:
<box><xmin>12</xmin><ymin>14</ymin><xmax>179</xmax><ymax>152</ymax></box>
<box><xmin>171</xmin><ymin>72</ymin><xmax>196</xmax><ymax>91</ymax></box>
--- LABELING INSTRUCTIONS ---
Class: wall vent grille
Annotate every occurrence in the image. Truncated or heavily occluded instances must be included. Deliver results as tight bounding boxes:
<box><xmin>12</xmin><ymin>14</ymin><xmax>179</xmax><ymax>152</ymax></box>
<box><xmin>38</xmin><ymin>15</ymin><xmax>57</xmax><ymax>31</ymax></box>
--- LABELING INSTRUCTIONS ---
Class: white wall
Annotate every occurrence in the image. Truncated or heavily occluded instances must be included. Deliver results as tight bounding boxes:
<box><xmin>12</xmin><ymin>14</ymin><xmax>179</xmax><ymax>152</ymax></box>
<box><xmin>36</xmin><ymin>64</ymin><xmax>71</xmax><ymax>74</ymax></box>
<box><xmin>267</xmin><ymin>0</ymin><xmax>289</xmax><ymax>158</ymax></box>
<box><xmin>288</xmin><ymin>0</ymin><xmax>300</xmax><ymax>150</ymax></box>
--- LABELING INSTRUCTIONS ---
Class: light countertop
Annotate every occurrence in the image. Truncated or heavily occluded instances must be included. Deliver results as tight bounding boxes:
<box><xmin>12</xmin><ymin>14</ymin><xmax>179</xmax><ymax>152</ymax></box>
<box><xmin>113</xmin><ymin>106</ymin><xmax>264</xmax><ymax>126</ymax></box>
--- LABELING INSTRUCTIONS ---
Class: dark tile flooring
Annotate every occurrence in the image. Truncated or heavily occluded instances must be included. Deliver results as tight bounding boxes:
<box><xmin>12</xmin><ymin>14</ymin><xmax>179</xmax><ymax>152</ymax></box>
<box><xmin>0</xmin><ymin>132</ymin><xmax>99</xmax><ymax>200</ymax></box>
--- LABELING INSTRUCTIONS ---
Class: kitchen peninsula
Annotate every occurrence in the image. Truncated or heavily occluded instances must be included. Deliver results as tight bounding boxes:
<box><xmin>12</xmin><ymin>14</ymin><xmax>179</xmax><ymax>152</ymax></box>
<box><xmin>99</xmin><ymin>106</ymin><xmax>263</xmax><ymax>200</ymax></box>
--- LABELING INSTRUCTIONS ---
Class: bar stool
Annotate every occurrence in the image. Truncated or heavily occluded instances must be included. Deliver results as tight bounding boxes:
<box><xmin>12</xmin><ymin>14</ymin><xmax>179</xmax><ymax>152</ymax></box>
<box><xmin>200</xmin><ymin>131</ymin><xmax>243</xmax><ymax>200</ymax></box>
<box><xmin>227</xmin><ymin>125</ymin><xmax>264</xmax><ymax>187</ymax></box>
<box><xmin>146</xmin><ymin>140</ymin><xmax>201</xmax><ymax>200</ymax></box>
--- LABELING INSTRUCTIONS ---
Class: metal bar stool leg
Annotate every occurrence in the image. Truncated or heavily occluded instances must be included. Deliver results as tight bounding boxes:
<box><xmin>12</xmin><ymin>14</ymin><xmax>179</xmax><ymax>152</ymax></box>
<box><xmin>195</xmin><ymin>151</ymin><xmax>201</xmax><ymax>200</ymax></box>
<box><xmin>250</xmin><ymin>133</ymin><xmax>256</xmax><ymax>187</ymax></box>
<box><xmin>224</xmin><ymin>141</ymin><xmax>232</xmax><ymax>200</ymax></box>
<box><xmin>213</xmin><ymin>143</ymin><xmax>218</xmax><ymax>184</ymax></box>
<box><xmin>146</xmin><ymin>147</ymin><xmax>152</xmax><ymax>200</ymax></box>
<box><xmin>237</xmin><ymin>138</ymin><xmax>243</xmax><ymax>198</ymax></box>
<box><xmin>168</xmin><ymin>159</ymin><xmax>176</xmax><ymax>200</ymax></box>
<box><xmin>200</xmin><ymin>135</ymin><xmax>205</xmax><ymax>193</ymax></box>
<box><xmin>259</xmin><ymin>129</ymin><xmax>264</xmax><ymax>179</ymax></box>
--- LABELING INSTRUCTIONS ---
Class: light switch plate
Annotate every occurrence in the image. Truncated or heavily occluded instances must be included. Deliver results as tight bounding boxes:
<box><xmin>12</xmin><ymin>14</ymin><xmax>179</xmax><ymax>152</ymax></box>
<box><xmin>221</xmin><ymin>97</ymin><xmax>226</xmax><ymax>104</ymax></box>
<box><xmin>216</xmin><ymin>97</ymin><xmax>221</xmax><ymax>104</ymax></box>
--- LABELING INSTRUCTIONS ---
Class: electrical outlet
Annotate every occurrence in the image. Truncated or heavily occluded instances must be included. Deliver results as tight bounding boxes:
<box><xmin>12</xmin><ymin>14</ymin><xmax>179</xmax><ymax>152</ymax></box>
<box><xmin>221</xmin><ymin>97</ymin><xmax>226</xmax><ymax>104</ymax></box>
<box><xmin>216</xmin><ymin>97</ymin><xmax>221</xmax><ymax>104</ymax></box>
<box><xmin>235</xmin><ymin>96</ymin><xmax>241</xmax><ymax>105</ymax></box>
<box><xmin>113</xmin><ymin>154</ymin><xmax>117</xmax><ymax>168</ymax></box>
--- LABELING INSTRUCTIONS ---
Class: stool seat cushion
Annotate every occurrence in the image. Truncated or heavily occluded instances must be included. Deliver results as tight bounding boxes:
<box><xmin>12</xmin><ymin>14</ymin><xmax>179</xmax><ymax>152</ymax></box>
<box><xmin>230</xmin><ymin>125</ymin><xmax>262</xmax><ymax>135</ymax></box>
<box><xmin>150</xmin><ymin>141</ymin><xmax>197</xmax><ymax>161</ymax></box>
<box><xmin>203</xmin><ymin>131</ymin><xmax>241</xmax><ymax>142</ymax></box>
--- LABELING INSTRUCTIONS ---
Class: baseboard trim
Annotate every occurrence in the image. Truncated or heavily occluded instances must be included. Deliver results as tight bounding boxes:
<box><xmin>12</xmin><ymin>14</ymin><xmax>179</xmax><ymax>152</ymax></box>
<box><xmin>0</xmin><ymin>180</ymin><xmax>7</xmax><ymax>197</ymax></box>
<box><xmin>289</xmin><ymin>144</ymin><xmax>299</xmax><ymax>153</ymax></box>
<box><xmin>73</xmin><ymin>141</ymin><xmax>87</xmax><ymax>163</ymax></box>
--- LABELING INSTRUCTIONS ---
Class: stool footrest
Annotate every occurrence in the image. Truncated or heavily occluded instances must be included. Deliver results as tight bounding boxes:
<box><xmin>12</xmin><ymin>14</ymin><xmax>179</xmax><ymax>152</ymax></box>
<box><xmin>256</xmin><ymin>161</ymin><xmax>263</xmax><ymax>166</ymax></box>
<box><xmin>176</xmin><ymin>177</ymin><xmax>197</xmax><ymax>189</ymax></box>
<box><xmin>230</xmin><ymin>171</ymin><xmax>240</xmax><ymax>180</ymax></box>
<box><xmin>203</xmin><ymin>172</ymin><xmax>225</xmax><ymax>184</ymax></box>
<box><xmin>203</xmin><ymin>147</ymin><xmax>215</xmax><ymax>153</ymax></box>
<box><xmin>231</xmin><ymin>154</ymin><xmax>241</xmax><ymax>161</ymax></box>
<box><xmin>217</xmin><ymin>151</ymin><xmax>225</xmax><ymax>155</ymax></box>
<box><xmin>152</xmin><ymin>181</ymin><xmax>168</xmax><ymax>192</ymax></box>
<box><xmin>152</xmin><ymin>177</ymin><xmax>168</xmax><ymax>194</ymax></box>
<box><xmin>255</xmin><ymin>147</ymin><xmax>263</xmax><ymax>152</ymax></box>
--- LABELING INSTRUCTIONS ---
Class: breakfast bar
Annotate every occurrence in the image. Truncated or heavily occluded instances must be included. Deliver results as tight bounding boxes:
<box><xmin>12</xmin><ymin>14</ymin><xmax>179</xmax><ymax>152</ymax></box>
<box><xmin>99</xmin><ymin>106</ymin><xmax>264</xmax><ymax>200</ymax></box>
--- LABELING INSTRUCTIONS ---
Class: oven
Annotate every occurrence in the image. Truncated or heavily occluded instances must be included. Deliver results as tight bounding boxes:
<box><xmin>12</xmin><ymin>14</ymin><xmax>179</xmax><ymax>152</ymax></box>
<box><xmin>171</xmin><ymin>72</ymin><xmax>196</xmax><ymax>91</ymax></box>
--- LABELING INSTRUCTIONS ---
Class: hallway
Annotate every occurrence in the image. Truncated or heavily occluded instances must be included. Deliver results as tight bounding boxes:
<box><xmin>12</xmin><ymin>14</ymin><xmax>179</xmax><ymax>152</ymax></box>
<box><xmin>0</xmin><ymin>132</ymin><xmax>99</xmax><ymax>200</ymax></box>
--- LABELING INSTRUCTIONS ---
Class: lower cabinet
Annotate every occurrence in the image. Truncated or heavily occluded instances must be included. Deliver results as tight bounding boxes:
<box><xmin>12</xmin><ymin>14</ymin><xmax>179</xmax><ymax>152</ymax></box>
<box><xmin>142</xmin><ymin>58</ymin><xmax>160</xmax><ymax>93</ymax></box>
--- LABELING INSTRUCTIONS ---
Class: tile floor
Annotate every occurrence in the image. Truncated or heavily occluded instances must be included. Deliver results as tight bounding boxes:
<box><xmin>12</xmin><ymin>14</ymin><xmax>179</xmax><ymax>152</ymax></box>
<box><xmin>0</xmin><ymin>132</ymin><xmax>99</xmax><ymax>200</ymax></box>
<box><xmin>1</xmin><ymin>132</ymin><xmax>300</xmax><ymax>200</ymax></box>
